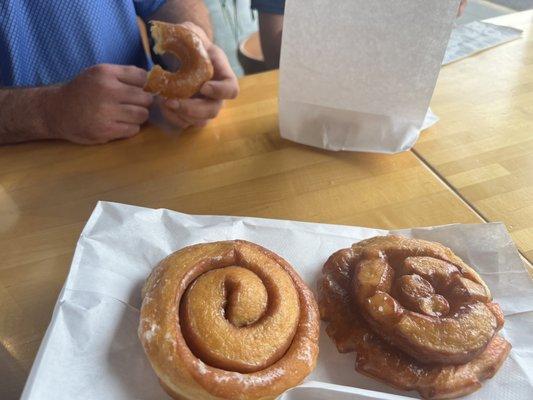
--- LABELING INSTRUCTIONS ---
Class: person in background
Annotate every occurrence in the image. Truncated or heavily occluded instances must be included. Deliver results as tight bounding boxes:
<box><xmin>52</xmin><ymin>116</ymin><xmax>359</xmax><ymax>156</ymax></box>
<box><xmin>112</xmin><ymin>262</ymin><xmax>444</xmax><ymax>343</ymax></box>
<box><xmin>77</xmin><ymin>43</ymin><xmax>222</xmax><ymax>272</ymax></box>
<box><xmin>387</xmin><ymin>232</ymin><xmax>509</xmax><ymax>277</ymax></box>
<box><xmin>0</xmin><ymin>0</ymin><xmax>239</xmax><ymax>145</ymax></box>
<box><xmin>252</xmin><ymin>0</ymin><xmax>468</xmax><ymax>70</ymax></box>
<box><xmin>251</xmin><ymin>0</ymin><xmax>285</xmax><ymax>70</ymax></box>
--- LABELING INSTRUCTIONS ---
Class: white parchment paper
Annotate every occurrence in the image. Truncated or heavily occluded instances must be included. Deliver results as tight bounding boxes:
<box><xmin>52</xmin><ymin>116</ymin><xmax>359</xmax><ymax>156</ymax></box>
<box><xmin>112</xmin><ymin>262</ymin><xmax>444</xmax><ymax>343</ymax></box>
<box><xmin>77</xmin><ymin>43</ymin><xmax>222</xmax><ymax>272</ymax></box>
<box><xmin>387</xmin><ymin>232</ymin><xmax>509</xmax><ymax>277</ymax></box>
<box><xmin>22</xmin><ymin>202</ymin><xmax>533</xmax><ymax>399</ymax></box>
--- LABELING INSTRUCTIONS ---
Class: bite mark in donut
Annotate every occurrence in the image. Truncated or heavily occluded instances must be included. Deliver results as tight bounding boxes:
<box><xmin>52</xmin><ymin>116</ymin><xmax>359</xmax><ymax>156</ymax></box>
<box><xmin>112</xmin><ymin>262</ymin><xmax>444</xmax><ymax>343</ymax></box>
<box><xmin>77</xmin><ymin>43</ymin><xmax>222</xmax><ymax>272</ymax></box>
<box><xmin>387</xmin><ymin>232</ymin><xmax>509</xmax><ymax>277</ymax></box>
<box><xmin>144</xmin><ymin>21</ymin><xmax>214</xmax><ymax>99</ymax></box>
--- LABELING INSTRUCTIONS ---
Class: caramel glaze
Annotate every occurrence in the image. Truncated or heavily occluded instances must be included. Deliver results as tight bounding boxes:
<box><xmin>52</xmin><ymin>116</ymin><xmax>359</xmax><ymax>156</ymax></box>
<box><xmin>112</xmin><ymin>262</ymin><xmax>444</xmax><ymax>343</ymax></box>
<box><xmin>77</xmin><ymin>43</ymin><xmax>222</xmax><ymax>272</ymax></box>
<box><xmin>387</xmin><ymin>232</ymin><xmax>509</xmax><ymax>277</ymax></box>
<box><xmin>144</xmin><ymin>21</ymin><xmax>213</xmax><ymax>99</ymax></box>
<box><xmin>318</xmin><ymin>236</ymin><xmax>511</xmax><ymax>400</ymax></box>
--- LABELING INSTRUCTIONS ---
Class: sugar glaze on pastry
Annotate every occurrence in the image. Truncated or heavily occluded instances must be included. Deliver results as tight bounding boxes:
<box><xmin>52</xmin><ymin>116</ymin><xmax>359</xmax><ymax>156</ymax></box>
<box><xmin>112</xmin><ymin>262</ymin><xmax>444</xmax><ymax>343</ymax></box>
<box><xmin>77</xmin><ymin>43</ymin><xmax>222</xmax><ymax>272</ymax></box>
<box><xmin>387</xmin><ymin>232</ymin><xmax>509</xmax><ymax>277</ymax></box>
<box><xmin>139</xmin><ymin>240</ymin><xmax>320</xmax><ymax>400</ymax></box>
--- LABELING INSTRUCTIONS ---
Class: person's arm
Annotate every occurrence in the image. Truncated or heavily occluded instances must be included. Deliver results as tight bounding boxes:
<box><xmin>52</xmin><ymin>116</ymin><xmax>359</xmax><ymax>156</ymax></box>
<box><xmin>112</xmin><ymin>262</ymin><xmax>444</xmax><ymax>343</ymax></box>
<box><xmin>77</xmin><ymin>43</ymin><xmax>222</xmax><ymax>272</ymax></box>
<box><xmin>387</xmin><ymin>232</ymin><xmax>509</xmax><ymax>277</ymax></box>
<box><xmin>258</xmin><ymin>12</ymin><xmax>283</xmax><ymax>70</ymax></box>
<box><xmin>0</xmin><ymin>87</ymin><xmax>55</xmax><ymax>144</ymax></box>
<box><xmin>458</xmin><ymin>0</ymin><xmax>468</xmax><ymax>17</ymax></box>
<box><xmin>150</xmin><ymin>0</ymin><xmax>212</xmax><ymax>40</ymax></box>
<box><xmin>0</xmin><ymin>65</ymin><xmax>153</xmax><ymax>145</ymax></box>
<box><xmin>254</xmin><ymin>0</ymin><xmax>465</xmax><ymax>70</ymax></box>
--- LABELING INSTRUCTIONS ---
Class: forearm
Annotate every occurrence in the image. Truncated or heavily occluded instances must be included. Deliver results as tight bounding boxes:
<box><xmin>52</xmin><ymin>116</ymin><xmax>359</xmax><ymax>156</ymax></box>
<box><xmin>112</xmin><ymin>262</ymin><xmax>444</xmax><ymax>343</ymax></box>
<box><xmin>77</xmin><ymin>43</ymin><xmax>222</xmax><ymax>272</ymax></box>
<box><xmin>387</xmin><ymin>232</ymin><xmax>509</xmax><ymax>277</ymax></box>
<box><xmin>151</xmin><ymin>0</ymin><xmax>213</xmax><ymax>40</ymax></box>
<box><xmin>258</xmin><ymin>12</ymin><xmax>283</xmax><ymax>70</ymax></box>
<box><xmin>0</xmin><ymin>86</ymin><xmax>56</xmax><ymax>145</ymax></box>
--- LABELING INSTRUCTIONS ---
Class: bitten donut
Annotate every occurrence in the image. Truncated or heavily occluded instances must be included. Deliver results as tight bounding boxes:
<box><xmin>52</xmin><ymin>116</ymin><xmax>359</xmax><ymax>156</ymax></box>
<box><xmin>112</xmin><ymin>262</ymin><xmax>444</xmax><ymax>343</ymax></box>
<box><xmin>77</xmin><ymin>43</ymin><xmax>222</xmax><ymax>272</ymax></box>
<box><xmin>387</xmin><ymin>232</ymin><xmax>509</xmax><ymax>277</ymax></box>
<box><xmin>144</xmin><ymin>21</ymin><xmax>214</xmax><ymax>99</ymax></box>
<box><xmin>318</xmin><ymin>235</ymin><xmax>511</xmax><ymax>400</ymax></box>
<box><xmin>139</xmin><ymin>240</ymin><xmax>320</xmax><ymax>400</ymax></box>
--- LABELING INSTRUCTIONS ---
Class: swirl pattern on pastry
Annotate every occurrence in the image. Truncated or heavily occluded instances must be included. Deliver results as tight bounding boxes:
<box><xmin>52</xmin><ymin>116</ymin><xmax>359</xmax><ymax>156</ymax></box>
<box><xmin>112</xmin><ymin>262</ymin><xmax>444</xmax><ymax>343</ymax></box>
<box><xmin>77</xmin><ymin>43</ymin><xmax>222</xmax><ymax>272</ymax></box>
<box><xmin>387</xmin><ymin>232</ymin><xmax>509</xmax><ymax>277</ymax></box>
<box><xmin>318</xmin><ymin>235</ymin><xmax>511</xmax><ymax>400</ymax></box>
<box><xmin>139</xmin><ymin>240</ymin><xmax>319</xmax><ymax>400</ymax></box>
<box><xmin>352</xmin><ymin>236</ymin><xmax>502</xmax><ymax>364</ymax></box>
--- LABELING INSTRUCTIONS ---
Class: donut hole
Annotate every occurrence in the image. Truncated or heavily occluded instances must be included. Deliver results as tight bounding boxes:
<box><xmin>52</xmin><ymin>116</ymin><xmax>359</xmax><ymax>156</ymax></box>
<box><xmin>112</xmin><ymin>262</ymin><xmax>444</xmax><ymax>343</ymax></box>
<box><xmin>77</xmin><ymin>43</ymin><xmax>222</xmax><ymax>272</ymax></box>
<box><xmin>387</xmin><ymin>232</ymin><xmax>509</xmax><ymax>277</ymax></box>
<box><xmin>145</xmin><ymin>21</ymin><xmax>214</xmax><ymax>99</ymax></box>
<box><xmin>155</xmin><ymin>54</ymin><xmax>181</xmax><ymax>73</ymax></box>
<box><xmin>150</xmin><ymin>22</ymin><xmax>185</xmax><ymax>73</ymax></box>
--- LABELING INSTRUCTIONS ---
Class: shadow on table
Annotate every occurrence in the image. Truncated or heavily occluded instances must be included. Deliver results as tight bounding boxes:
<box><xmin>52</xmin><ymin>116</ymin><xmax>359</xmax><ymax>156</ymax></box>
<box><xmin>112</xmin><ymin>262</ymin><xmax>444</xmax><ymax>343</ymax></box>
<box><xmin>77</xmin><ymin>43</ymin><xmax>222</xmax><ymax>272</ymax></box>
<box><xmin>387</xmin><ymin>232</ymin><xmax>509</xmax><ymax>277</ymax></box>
<box><xmin>0</xmin><ymin>343</ymin><xmax>27</xmax><ymax>400</ymax></box>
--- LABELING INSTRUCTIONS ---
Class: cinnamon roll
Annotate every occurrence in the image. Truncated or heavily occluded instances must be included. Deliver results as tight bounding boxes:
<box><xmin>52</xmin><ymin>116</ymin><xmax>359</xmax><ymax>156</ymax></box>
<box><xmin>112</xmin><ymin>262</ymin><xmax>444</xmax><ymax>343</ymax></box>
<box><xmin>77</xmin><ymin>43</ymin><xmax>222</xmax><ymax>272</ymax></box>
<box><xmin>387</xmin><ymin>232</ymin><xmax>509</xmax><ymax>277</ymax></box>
<box><xmin>139</xmin><ymin>240</ymin><xmax>319</xmax><ymax>400</ymax></box>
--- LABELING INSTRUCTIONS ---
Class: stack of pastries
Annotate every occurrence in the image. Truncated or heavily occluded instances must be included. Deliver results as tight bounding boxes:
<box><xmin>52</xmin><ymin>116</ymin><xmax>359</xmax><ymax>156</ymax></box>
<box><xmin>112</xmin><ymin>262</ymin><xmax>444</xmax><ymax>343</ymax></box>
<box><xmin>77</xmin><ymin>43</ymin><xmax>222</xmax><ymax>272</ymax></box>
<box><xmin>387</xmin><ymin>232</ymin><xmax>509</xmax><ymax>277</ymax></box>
<box><xmin>318</xmin><ymin>235</ymin><xmax>511</xmax><ymax>399</ymax></box>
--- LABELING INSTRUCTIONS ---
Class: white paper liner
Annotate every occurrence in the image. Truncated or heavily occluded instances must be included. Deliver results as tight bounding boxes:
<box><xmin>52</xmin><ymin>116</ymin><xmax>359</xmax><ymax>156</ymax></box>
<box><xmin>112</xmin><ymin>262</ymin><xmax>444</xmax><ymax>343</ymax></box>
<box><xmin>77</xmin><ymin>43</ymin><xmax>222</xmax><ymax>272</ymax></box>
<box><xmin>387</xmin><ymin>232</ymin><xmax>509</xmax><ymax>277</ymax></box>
<box><xmin>22</xmin><ymin>201</ymin><xmax>533</xmax><ymax>399</ymax></box>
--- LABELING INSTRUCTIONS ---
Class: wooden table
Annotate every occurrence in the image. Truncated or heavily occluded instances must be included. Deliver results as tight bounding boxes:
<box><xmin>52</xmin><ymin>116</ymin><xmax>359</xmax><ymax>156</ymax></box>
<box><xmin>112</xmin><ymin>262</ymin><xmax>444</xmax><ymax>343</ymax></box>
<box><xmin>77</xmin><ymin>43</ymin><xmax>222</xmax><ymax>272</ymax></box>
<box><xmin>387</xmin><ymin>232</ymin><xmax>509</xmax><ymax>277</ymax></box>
<box><xmin>0</xmin><ymin>12</ymin><xmax>531</xmax><ymax>400</ymax></box>
<box><xmin>0</xmin><ymin>76</ymin><xmax>480</xmax><ymax>400</ymax></box>
<box><xmin>415</xmin><ymin>11</ymin><xmax>533</xmax><ymax>261</ymax></box>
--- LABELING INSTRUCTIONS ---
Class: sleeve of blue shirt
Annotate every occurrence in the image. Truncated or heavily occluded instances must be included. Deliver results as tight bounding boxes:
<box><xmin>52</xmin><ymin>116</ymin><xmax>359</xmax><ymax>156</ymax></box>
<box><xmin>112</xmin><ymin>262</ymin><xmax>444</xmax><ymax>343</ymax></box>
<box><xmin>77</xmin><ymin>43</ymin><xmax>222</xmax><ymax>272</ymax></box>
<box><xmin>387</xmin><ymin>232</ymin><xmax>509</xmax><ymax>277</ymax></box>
<box><xmin>251</xmin><ymin>0</ymin><xmax>285</xmax><ymax>15</ymax></box>
<box><xmin>134</xmin><ymin>0</ymin><xmax>168</xmax><ymax>21</ymax></box>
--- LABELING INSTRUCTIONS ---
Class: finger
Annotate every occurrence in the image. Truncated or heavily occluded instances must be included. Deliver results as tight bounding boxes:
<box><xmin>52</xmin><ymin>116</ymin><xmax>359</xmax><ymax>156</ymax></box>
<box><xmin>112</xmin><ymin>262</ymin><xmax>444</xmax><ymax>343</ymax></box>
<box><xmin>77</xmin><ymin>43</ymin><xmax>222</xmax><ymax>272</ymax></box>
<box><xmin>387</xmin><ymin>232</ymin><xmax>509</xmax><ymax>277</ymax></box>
<box><xmin>116</xmin><ymin>122</ymin><xmax>141</xmax><ymax>138</ymax></box>
<box><xmin>118</xmin><ymin>84</ymin><xmax>154</xmax><ymax>107</ymax></box>
<box><xmin>160</xmin><ymin>105</ymin><xmax>192</xmax><ymax>129</ymax></box>
<box><xmin>162</xmin><ymin>100</ymin><xmax>205</xmax><ymax>126</ymax></box>
<box><xmin>200</xmin><ymin>47</ymin><xmax>239</xmax><ymax>100</ymax></box>
<box><xmin>162</xmin><ymin>100</ymin><xmax>196</xmax><ymax>124</ymax></box>
<box><xmin>116</xmin><ymin>65</ymin><xmax>149</xmax><ymax>87</ymax></box>
<box><xmin>193</xmin><ymin>120</ymin><xmax>209</xmax><ymax>128</ymax></box>
<box><xmin>117</xmin><ymin>105</ymin><xmax>150</xmax><ymax>125</ymax></box>
<box><xmin>167</xmin><ymin>98</ymin><xmax>223</xmax><ymax>120</ymax></box>
<box><xmin>104</xmin><ymin>122</ymin><xmax>141</xmax><ymax>141</ymax></box>
<box><xmin>209</xmin><ymin>46</ymin><xmax>234</xmax><ymax>80</ymax></box>
<box><xmin>458</xmin><ymin>0</ymin><xmax>467</xmax><ymax>16</ymax></box>
<box><xmin>200</xmin><ymin>79</ymin><xmax>239</xmax><ymax>100</ymax></box>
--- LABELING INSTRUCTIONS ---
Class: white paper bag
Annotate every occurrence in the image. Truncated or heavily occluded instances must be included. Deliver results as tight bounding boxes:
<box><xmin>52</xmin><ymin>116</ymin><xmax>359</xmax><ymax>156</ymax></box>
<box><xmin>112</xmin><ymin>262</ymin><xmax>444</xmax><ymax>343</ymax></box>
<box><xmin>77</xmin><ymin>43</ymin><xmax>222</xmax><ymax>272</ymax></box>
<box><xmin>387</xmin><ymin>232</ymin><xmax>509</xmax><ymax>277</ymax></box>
<box><xmin>279</xmin><ymin>0</ymin><xmax>460</xmax><ymax>153</ymax></box>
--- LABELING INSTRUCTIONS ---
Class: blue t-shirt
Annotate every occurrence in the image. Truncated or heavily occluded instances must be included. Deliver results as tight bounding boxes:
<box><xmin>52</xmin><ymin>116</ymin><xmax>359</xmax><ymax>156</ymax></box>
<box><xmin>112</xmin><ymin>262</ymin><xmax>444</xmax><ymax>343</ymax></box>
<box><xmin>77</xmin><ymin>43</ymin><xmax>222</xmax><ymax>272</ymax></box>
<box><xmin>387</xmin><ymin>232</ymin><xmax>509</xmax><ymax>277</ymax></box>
<box><xmin>0</xmin><ymin>0</ymin><xmax>166</xmax><ymax>87</ymax></box>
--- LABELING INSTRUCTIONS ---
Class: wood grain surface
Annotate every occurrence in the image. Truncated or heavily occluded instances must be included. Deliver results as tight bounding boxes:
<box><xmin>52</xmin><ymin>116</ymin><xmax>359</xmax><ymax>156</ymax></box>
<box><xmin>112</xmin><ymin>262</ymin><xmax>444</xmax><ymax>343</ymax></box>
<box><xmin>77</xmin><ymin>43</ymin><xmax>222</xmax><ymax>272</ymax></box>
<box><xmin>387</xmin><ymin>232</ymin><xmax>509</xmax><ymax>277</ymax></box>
<box><xmin>416</xmin><ymin>11</ymin><xmax>533</xmax><ymax>261</ymax></box>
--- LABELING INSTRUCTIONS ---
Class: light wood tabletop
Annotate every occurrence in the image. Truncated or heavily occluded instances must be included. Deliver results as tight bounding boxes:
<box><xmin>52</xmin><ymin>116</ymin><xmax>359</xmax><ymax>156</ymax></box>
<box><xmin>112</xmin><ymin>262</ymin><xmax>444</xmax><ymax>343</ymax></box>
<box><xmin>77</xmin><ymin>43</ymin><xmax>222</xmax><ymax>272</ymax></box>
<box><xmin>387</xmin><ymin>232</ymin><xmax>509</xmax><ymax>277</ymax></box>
<box><xmin>0</xmin><ymin>13</ymin><xmax>531</xmax><ymax>400</ymax></box>
<box><xmin>416</xmin><ymin>10</ymin><xmax>533</xmax><ymax>261</ymax></box>
<box><xmin>0</xmin><ymin>75</ymin><xmax>483</xmax><ymax>400</ymax></box>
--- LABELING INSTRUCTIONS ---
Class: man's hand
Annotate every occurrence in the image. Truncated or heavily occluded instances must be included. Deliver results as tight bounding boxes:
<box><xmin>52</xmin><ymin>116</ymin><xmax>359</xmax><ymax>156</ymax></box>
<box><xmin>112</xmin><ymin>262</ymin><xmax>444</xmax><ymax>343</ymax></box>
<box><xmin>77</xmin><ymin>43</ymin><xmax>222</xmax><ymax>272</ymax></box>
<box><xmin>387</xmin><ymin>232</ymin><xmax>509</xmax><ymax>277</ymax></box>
<box><xmin>458</xmin><ymin>0</ymin><xmax>468</xmax><ymax>17</ymax></box>
<box><xmin>46</xmin><ymin>64</ymin><xmax>153</xmax><ymax>144</ymax></box>
<box><xmin>158</xmin><ymin>23</ymin><xmax>239</xmax><ymax>130</ymax></box>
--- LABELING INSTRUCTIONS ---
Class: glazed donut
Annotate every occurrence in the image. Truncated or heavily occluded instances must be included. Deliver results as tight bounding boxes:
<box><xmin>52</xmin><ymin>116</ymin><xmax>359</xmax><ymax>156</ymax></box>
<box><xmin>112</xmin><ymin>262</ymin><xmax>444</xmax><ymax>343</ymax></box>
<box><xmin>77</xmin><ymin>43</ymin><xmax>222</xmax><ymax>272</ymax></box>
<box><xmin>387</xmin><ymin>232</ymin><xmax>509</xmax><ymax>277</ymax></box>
<box><xmin>139</xmin><ymin>240</ymin><xmax>320</xmax><ymax>400</ymax></box>
<box><xmin>351</xmin><ymin>235</ymin><xmax>502</xmax><ymax>364</ymax></box>
<box><xmin>144</xmin><ymin>21</ymin><xmax>214</xmax><ymax>99</ymax></box>
<box><xmin>318</xmin><ymin>235</ymin><xmax>511</xmax><ymax>399</ymax></box>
